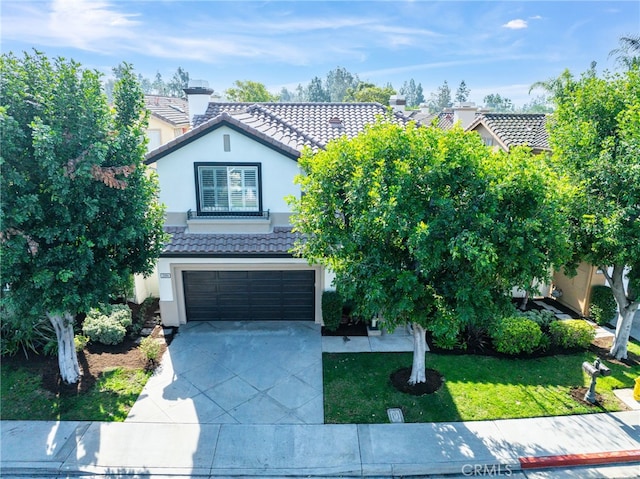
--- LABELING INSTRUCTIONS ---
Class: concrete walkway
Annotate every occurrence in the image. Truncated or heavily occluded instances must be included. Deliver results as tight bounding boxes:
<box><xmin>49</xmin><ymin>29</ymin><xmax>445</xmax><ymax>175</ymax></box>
<box><xmin>2</xmin><ymin>412</ymin><xmax>639</xmax><ymax>477</ymax></box>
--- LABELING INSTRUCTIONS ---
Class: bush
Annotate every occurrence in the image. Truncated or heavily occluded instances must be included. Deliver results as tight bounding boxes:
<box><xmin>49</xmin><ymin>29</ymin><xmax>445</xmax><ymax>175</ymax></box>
<box><xmin>0</xmin><ymin>308</ymin><xmax>57</xmax><ymax>358</ymax></box>
<box><xmin>322</xmin><ymin>291</ymin><xmax>343</xmax><ymax>331</ymax></box>
<box><xmin>82</xmin><ymin>303</ymin><xmax>132</xmax><ymax>345</ymax></box>
<box><xmin>74</xmin><ymin>334</ymin><xmax>90</xmax><ymax>352</ymax></box>
<box><xmin>139</xmin><ymin>336</ymin><xmax>162</xmax><ymax>364</ymax></box>
<box><xmin>589</xmin><ymin>285</ymin><xmax>617</xmax><ymax>326</ymax></box>
<box><xmin>549</xmin><ymin>320</ymin><xmax>595</xmax><ymax>350</ymax></box>
<box><xmin>491</xmin><ymin>316</ymin><xmax>543</xmax><ymax>355</ymax></box>
<box><xmin>517</xmin><ymin>309</ymin><xmax>557</xmax><ymax>332</ymax></box>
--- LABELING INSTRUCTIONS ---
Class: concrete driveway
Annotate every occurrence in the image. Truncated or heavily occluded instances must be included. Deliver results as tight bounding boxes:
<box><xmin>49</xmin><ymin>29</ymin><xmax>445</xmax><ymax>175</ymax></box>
<box><xmin>126</xmin><ymin>321</ymin><xmax>323</xmax><ymax>424</ymax></box>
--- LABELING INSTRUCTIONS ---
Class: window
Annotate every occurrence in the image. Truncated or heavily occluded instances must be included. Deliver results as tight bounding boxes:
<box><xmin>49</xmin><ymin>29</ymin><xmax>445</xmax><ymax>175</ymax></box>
<box><xmin>195</xmin><ymin>163</ymin><xmax>261</xmax><ymax>215</ymax></box>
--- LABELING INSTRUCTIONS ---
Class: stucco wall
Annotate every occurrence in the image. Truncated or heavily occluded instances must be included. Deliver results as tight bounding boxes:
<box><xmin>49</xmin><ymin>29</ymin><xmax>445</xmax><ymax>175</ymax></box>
<box><xmin>552</xmin><ymin>262</ymin><xmax>607</xmax><ymax>316</ymax></box>
<box><xmin>155</xmin><ymin>125</ymin><xmax>302</xmax><ymax>216</ymax></box>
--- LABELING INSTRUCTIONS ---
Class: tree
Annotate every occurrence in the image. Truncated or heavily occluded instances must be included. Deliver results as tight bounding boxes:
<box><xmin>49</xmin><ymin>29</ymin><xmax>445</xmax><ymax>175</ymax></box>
<box><xmin>400</xmin><ymin>79</ymin><xmax>425</xmax><ymax>108</ymax></box>
<box><xmin>167</xmin><ymin>67</ymin><xmax>190</xmax><ymax>98</ymax></box>
<box><xmin>152</xmin><ymin>71</ymin><xmax>167</xmax><ymax>95</ymax></box>
<box><xmin>427</xmin><ymin>80</ymin><xmax>452</xmax><ymax>112</ymax></box>
<box><xmin>455</xmin><ymin>80</ymin><xmax>470</xmax><ymax>103</ymax></box>
<box><xmin>326</xmin><ymin>66</ymin><xmax>359</xmax><ymax>102</ymax></box>
<box><xmin>547</xmin><ymin>67</ymin><xmax>640</xmax><ymax>359</ymax></box>
<box><xmin>520</xmin><ymin>95</ymin><xmax>554</xmax><ymax>113</ymax></box>
<box><xmin>225</xmin><ymin>80</ymin><xmax>278</xmax><ymax>102</ymax></box>
<box><xmin>609</xmin><ymin>35</ymin><xmax>640</xmax><ymax>70</ymax></box>
<box><xmin>345</xmin><ymin>82</ymin><xmax>396</xmax><ymax>105</ymax></box>
<box><xmin>483</xmin><ymin>93</ymin><xmax>514</xmax><ymax>112</ymax></box>
<box><xmin>289</xmin><ymin>120</ymin><xmax>569</xmax><ymax>384</ymax></box>
<box><xmin>0</xmin><ymin>51</ymin><xmax>166</xmax><ymax>383</ymax></box>
<box><xmin>306</xmin><ymin>76</ymin><xmax>330</xmax><ymax>102</ymax></box>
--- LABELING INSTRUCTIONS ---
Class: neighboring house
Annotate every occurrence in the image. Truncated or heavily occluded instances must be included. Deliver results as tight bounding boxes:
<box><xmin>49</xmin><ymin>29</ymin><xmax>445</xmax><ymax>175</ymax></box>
<box><xmin>144</xmin><ymin>88</ymin><xmax>410</xmax><ymax>327</ymax></box>
<box><xmin>465</xmin><ymin>112</ymin><xmax>550</xmax><ymax>154</ymax></box>
<box><xmin>144</xmin><ymin>95</ymin><xmax>190</xmax><ymax>152</ymax></box>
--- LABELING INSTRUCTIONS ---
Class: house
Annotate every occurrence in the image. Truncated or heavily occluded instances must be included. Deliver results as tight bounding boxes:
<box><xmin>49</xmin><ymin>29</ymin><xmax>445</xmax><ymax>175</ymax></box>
<box><xmin>144</xmin><ymin>89</ymin><xmax>410</xmax><ymax>327</ymax></box>
<box><xmin>144</xmin><ymin>95</ymin><xmax>191</xmax><ymax>152</ymax></box>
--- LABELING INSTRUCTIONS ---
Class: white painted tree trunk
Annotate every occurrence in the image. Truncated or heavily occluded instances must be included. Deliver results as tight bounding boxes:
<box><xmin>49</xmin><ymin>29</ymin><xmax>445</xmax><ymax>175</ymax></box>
<box><xmin>408</xmin><ymin>323</ymin><xmax>427</xmax><ymax>385</ymax></box>
<box><xmin>610</xmin><ymin>305</ymin><xmax>639</xmax><ymax>360</ymax></box>
<box><xmin>47</xmin><ymin>312</ymin><xmax>81</xmax><ymax>384</ymax></box>
<box><xmin>603</xmin><ymin>265</ymin><xmax>640</xmax><ymax>360</ymax></box>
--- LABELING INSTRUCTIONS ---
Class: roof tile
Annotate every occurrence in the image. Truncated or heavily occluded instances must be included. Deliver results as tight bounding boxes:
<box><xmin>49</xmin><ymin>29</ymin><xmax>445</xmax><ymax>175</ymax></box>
<box><xmin>163</xmin><ymin>226</ymin><xmax>302</xmax><ymax>256</ymax></box>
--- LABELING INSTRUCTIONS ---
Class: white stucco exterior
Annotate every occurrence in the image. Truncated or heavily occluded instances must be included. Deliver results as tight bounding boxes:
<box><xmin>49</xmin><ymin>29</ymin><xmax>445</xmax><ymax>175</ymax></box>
<box><xmin>156</xmin><ymin>125</ymin><xmax>302</xmax><ymax>218</ymax></box>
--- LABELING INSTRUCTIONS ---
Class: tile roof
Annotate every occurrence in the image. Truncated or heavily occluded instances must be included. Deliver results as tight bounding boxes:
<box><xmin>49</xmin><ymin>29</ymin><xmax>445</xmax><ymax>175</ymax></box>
<box><xmin>466</xmin><ymin>113</ymin><xmax>550</xmax><ymax>151</ymax></box>
<box><xmin>144</xmin><ymin>95</ymin><xmax>189</xmax><ymax>126</ymax></box>
<box><xmin>146</xmin><ymin>101</ymin><xmax>412</xmax><ymax>163</ymax></box>
<box><xmin>162</xmin><ymin>226</ymin><xmax>301</xmax><ymax>256</ymax></box>
<box><xmin>193</xmin><ymin>102</ymin><xmax>411</xmax><ymax>150</ymax></box>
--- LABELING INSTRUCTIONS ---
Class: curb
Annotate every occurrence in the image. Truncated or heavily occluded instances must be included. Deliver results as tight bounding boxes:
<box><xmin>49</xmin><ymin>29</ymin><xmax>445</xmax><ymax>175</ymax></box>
<box><xmin>519</xmin><ymin>449</ymin><xmax>640</xmax><ymax>469</ymax></box>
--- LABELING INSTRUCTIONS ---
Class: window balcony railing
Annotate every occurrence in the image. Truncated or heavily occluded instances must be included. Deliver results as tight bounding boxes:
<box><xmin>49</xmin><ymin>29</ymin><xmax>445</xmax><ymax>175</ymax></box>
<box><xmin>187</xmin><ymin>209</ymin><xmax>270</xmax><ymax>220</ymax></box>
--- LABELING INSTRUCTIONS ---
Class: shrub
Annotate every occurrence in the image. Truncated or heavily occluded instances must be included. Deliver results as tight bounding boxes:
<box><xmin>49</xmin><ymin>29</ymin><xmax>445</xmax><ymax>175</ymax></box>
<box><xmin>517</xmin><ymin>309</ymin><xmax>557</xmax><ymax>332</ymax></box>
<box><xmin>589</xmin><ymin>285</ymin><xmax>617</xmax><ymax>326</ymax></box>
<box><xmin>491</xmin><ymin>316</ymin><xmax>543</xmax><ymax>355</ymax></box>
<box><xmin>322</xmin><ymin>291</ymin><xmax>343</xmax><ymax>331</ymax></box>
<box><xmin>549</xmin><ymin>320</ymin><xmax>595</xmax><ymax>350</ymax></box>
<box><xmin>139</xmin><ymin>336</ymin><xmax>162</xmax><ymax>364</ymax></box>
<box><xmin>0</xmin><ymin>308</ymin><xmax>57</xmax><ymax>358</ymax></box>
<box><xmin>82</xmin><ymin>303</ymin><xmax>132</xmax><ymax>345</ymax></box>
<box><xmin>74</xmin><ymin>334</ymin><xmax>90</xmax><ymax>352</ymax></box>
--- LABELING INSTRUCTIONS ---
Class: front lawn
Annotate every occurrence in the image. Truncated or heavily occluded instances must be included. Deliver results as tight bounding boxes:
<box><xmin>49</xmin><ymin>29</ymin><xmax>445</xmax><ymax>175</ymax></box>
<box><xmin>1</xmin><ymin>365</ymin><xmax>150</xmax><ymax>421</ymax></box>
<box><xmin>323</xmin><ymin>341</ymin><xmax>640</xmax><ymax>424</ymax></box>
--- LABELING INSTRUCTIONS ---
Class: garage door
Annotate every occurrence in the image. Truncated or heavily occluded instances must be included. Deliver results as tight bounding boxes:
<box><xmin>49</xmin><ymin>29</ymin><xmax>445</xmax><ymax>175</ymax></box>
<box><xmin>183</xmin><ymin>270</ymin><xmax>315</xmax><ymax>321</ymax></box>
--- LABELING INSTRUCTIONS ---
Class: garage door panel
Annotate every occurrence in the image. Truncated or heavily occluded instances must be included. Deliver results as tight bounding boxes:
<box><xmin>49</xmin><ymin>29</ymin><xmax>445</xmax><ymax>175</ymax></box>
<box><xmin>183</xmin><ymin>270</ymin><xmax>315</xmax><ymax>321</ymax></box>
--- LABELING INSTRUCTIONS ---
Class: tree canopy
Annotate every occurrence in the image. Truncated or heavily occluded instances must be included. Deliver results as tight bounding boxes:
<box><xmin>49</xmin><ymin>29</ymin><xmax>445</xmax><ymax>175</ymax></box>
<box><xmin>225</xmin><ymin>80</ymin><xmax>279</xmax><ymax>102</ymax></box>
<box><xmin>0</xmin><ymin>51</ymin><xmax>166</xmax><ymax>382</ymax></box>
<box><xmin>344</xmin><ymin>82</ymin><xmax>396</xmax><ymax>105</ymax></box>
<box><xmin>290</xmin><ymin>120</ymin><xmax>570</xmax><ymax>381</ymax></box>
<box><xmin>547</xmin><ymin>66</ymin><xmax>640</xmax><ymax>359</ymax></box>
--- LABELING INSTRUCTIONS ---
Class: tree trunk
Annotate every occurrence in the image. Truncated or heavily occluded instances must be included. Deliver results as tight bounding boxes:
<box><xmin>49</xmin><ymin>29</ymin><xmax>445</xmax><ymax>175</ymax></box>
<box><xmin>603</xmin><ymin>265</ymin><xmax>640</xmax><ymax>360</ymax></box>
<box><xmin>610</xmin><ymin>306</ymin><xmax>638</xmax><ymax>360</ymax></box>
<box><xmin>47</xmin><ymin>312</ymin><xmax>81</xmax><ymax>384</ymax></box>
<box><xmin>408</xmin><ymin>323</ymin><xmax>427</xmax><ymax>385</ymax></box>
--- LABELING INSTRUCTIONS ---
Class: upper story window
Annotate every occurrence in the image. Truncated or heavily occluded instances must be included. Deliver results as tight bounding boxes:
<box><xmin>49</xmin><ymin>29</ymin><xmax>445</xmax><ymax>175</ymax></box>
<box><xmin>195</xmin><ymin>163</ymin><xmax>262</xmax><ymax>215</ymax></box>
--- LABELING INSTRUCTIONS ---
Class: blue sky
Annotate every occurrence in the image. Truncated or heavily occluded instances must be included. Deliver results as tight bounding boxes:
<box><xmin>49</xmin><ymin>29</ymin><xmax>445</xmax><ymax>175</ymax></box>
<box><xmin>2</xmin><ymin>0</ymin><xmax>638</xmax><ymax>106</ymax></box>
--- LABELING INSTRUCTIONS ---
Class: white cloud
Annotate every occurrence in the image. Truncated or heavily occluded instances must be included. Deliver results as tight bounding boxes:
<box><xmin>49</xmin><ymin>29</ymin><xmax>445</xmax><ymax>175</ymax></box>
<box><xmin>2</xmin><ymin>0</ymin><xmax>140</xmax><ymax>53</ymax></box>
<box><xmin>502</xmin><ymin>19</ymin><xmax>528</xmax><ymax>30</ymax></box>
<box><xmin>529</xmin><ymin>15</ymin><xmax>543</xmax><ymax>20</ymax></box>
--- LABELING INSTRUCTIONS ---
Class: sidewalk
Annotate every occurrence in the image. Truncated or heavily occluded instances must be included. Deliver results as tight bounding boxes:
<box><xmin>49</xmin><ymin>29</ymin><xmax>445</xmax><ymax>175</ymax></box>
<box><xmin>2</xmin><ymin>411</ymin><xmax>639</xmax><ymax>477</ymax></box>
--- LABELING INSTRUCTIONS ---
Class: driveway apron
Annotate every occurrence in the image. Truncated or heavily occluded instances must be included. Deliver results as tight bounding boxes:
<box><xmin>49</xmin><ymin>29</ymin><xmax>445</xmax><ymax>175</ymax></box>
<box><xmin>126</xmin><ymin>321</ymin><xmax>323</xmax><ymax>425</ymax></box>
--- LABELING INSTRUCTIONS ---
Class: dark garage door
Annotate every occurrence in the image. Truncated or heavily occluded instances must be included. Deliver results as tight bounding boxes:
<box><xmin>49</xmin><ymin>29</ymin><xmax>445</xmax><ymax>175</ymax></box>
<box><xmin>183</xmin><ymin>270</ymin><xmax>315</xmax><ymax>321</ymax></box>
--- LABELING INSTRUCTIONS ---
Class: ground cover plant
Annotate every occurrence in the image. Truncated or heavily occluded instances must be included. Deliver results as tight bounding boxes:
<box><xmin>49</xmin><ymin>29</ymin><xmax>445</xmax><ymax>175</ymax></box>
<box><xmin>323</xmin><ymin>337</ymin><xmax>640</xmax><ymax>424</ymax></box>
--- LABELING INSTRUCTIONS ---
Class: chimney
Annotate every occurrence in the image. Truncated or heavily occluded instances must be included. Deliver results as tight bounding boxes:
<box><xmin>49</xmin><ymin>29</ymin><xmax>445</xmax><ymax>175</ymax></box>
<box><xmin>184</xmin><ymin>80</ymin><xmax>214</xmax><ymax>125</ymax></box>
<box><xmin>452</xmin><ymin>102</ymin><xmax>478</xmax><ymax>129</ymax></box>
<box><xmin>389</xmin><ymin>95</ymin><xmax>406</xmax><ymax>113</ymax></box>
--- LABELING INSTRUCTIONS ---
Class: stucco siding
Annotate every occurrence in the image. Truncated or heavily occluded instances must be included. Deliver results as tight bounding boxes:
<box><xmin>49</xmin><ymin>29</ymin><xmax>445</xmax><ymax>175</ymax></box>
<box><xmin>155</xmin><ymin>126</ymin><xmax>301</xmax><ymax>216</ymax></box>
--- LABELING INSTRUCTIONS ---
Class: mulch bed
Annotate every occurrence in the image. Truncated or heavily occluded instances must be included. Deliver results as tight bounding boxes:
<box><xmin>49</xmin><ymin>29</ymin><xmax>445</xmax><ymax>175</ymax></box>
<box><xmin>321</xmin><ymin>319</ymin><xmax>368</xmax><ymax>337</ymax></box>
<box><xmin>389</xmin><ymin>367</ymin><xmax>444</xmax><ymax>396</ymax></box>
<box><xmin>2</xmin><ymin>298</ymin><xmax>168</xmax><ymax>396</ymax></box>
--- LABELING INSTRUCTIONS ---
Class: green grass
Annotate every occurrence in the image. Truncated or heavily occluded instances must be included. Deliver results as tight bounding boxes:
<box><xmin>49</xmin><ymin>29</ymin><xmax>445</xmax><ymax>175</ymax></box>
<box><xmin>323</xmin><ymin>341</ymin><xmax>640</xmax><ymax>424</ymax></box>
<box><xmin>1</xmin><ymin>366</ymin><xmax>151</xmax><ymax>421</ymax></box>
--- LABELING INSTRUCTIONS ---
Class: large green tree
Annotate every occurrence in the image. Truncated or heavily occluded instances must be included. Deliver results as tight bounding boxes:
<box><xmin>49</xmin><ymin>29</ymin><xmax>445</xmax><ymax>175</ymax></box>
<box><xmin>326</xmin><ymin>66</ymin><xmax>359</xmax><ymax>102</ymax></box>
<box><xmin>290</xmin><ymin>120</ymin><xmax>569</xmax><ymax>384</ymax></box>
<box><xmin>345</xmin><ymin>82</ymin><xmax>396</xmax><ymax>105</ymax></box>
<box><xmin>547</xmin><ymin>67</ymin><xmax>640</xmax><ymax>359</ymax></box>
<box><xmin>0</xmin><ymin>51</ymin><xmax>166</xmax><ymax>383</ymax></box>
<box><xmin>225</xmin><ymin>80</ymin><xmax>278</xmax><ymax>102</ymax></box>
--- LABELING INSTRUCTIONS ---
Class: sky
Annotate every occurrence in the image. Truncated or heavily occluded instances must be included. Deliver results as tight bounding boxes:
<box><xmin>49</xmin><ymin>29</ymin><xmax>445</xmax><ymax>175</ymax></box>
<box><xmin>2</xmin><ymin>0</ymin><xmax>639</xmax><ymax>106</ymax></box>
